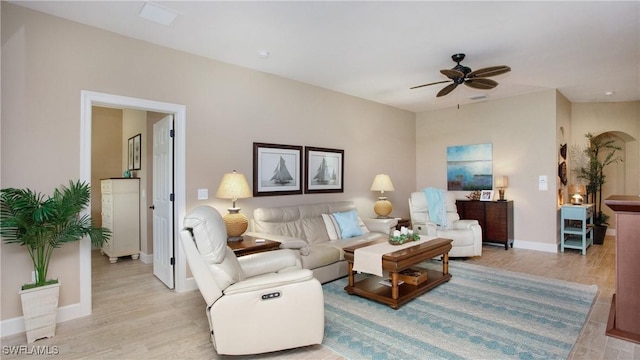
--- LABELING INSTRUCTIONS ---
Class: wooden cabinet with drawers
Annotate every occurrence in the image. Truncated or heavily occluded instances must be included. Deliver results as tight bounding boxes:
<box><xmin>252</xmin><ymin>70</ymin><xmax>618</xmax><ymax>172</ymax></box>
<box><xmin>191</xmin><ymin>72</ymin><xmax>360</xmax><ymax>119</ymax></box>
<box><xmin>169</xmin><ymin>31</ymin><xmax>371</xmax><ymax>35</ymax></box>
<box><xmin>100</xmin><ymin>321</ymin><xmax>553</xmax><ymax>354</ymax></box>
<box><xmin>101</xmin><ymin>178</ymin><xmax>140</xmax><ymax>263</ymax></box>
<box><xmin>456</xmin><ymin>200</ymin><xmax>514</xmax><ymax>250</ymax></box>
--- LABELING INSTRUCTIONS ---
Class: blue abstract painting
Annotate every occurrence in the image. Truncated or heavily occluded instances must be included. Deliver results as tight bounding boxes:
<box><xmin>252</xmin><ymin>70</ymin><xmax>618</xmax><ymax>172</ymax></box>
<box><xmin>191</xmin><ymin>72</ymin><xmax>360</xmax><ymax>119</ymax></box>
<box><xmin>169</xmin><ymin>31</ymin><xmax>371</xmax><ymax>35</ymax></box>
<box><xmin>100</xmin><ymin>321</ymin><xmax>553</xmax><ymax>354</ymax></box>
<box><xmin>447</xmin><ymin>143</ymin><xmax>493</xmax><ymax>190</ymax></box>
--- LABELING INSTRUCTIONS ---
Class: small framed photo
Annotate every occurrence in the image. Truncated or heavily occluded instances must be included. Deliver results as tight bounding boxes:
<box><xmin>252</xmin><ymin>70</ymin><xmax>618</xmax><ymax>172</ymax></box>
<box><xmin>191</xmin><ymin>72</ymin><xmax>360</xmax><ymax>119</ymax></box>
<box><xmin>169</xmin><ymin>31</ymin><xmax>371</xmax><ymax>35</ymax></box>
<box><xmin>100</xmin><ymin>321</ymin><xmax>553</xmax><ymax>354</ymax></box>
<box><xmin>480</xmin><ymin>190</ymin><xmax>494</xmax><ymax>201</ymax></box>
<box><xmin>132</xmin><ymin>134</ymin><xmax>142</xmax><ymax>170</ymax></box>
<box><xmin>305</xmin><ymin>146</ymin><xmax>344</xmax><ymax>194</ymax></box>
<box><xmin>253</xmin><ymin>142</ymin><xmax>303</xmax><ymax>196</ymax></box>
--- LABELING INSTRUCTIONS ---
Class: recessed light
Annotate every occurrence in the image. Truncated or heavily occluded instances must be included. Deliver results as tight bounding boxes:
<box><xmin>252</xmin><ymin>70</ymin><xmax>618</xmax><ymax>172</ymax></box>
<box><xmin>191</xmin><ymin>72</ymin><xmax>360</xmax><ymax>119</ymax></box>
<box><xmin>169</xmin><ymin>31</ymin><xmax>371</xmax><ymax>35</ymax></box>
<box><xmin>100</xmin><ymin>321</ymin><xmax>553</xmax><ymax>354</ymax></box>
<box><xmin>138</xmin><ymin>2</ymin><xmax>180</xmax><ymax>26</ymax></box>
<box><xmin>257</xmin><ymin>50</ymin><xmax>270</xmax><ymax>59</ymax></box>
<box><xmin>604</xmin><ymin>91</ymin><xmax>615</xmax><ymax>96</ymax></box>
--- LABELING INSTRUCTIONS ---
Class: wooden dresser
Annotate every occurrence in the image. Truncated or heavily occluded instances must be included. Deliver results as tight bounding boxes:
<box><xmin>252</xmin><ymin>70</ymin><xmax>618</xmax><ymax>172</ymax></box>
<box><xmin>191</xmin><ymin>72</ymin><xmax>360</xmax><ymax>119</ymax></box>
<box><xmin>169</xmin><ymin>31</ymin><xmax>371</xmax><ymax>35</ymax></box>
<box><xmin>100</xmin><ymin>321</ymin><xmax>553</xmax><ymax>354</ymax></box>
<box><xmin>101</xmin><ymin>178</ymin><xmax>140</xmax><ymax>263</ymax></box>
<box><xmin>604</xmin><ymin>195</ymin><xmax>640</xmax><ymax>344</ymax></box>
<box><xmin>456</xmin><ymin>200</ymin><xmax>514</xmax><ymax>250</ymax></box>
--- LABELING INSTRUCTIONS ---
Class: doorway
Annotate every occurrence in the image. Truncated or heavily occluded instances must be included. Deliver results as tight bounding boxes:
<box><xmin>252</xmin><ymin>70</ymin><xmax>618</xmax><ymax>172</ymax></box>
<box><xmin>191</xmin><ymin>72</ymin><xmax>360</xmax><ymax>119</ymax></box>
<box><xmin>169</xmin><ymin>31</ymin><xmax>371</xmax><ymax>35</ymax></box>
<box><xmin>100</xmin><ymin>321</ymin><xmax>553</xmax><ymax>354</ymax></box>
<box><xmin>79</xmin><ymin>91</ymin><xmax>190</xmax><ymax>318</ymax></box>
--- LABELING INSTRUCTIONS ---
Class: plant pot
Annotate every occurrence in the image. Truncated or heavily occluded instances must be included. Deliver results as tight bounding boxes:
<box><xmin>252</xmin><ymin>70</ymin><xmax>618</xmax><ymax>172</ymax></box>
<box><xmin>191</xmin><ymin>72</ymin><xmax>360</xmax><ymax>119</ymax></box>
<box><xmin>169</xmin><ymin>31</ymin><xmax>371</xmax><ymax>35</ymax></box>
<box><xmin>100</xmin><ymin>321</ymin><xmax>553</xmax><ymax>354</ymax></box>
<box><xmin>19</xmin><ymin>282</ymin><xmax>60</xmax><ymax>343</ymax></box>
<box><xmin>593</xmin><ymin>225</ymin><xmax>607</xmax><ymax>245</ymax></box>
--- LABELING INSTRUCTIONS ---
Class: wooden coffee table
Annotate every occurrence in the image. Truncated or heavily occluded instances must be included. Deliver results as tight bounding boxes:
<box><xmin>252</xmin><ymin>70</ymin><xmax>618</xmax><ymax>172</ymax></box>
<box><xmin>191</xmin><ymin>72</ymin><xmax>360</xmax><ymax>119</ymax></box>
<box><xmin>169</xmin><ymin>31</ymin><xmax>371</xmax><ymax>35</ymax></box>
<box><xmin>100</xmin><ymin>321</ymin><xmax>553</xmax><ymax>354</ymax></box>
<box><xmin>343</xmin><ymin>237</ymin><xmax>452</xmax><ymax>309</ymax></box>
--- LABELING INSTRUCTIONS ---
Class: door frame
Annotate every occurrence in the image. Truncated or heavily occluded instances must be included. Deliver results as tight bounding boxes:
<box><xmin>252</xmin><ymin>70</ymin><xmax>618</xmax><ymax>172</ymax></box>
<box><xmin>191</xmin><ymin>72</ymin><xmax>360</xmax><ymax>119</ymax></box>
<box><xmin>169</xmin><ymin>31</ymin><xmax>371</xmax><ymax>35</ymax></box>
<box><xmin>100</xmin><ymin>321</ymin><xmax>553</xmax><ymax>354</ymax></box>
<box><xmin>80</xmin><ymin>91</ymin><xmax>192</xmax><ymax>316</ymax></box>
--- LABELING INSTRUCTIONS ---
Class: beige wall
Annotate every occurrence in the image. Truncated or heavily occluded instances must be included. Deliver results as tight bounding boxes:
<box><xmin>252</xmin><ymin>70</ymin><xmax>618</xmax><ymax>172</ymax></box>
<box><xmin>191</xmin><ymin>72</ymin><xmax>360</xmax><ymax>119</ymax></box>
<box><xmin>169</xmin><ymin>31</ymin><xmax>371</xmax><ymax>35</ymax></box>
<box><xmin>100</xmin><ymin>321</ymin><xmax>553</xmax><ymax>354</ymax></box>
<box><xmin>91</xmin><ymin>107</ymin><xmax>123</xmax><ymax>226</ymax></box>
<box><xmin>416</xmin><ymin>90</ymin><xmax>560</xmax><ymax>251</ymax></box>
<box><xmin>122</xmin><ymin>109</ymin><xmax>148</xmax><ymax>256</ymax></box>
<box><xmin>570</xmin><ymin>102</ymin><xmax>640</xmax><ymax>227</ymax></box>
<box><xmin>1</xmin><ymin>3</ymin><xmax>415</xmax><ymax>320</ymax></box>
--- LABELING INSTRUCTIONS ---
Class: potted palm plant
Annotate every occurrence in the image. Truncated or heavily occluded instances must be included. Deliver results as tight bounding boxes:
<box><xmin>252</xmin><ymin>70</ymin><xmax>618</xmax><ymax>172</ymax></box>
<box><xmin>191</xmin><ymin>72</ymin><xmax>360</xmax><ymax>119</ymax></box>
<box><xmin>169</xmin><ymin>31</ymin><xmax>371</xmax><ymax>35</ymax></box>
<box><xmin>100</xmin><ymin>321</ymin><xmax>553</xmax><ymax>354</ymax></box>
<box><xmin>574</xmin><ymin>133</ymin><xmax>622</xmax><ymax>244</ymax></box>
<box><xmin>0</xmin><ymin>180</ymin><xmax>110</xmax><ymax>343</ymax></box>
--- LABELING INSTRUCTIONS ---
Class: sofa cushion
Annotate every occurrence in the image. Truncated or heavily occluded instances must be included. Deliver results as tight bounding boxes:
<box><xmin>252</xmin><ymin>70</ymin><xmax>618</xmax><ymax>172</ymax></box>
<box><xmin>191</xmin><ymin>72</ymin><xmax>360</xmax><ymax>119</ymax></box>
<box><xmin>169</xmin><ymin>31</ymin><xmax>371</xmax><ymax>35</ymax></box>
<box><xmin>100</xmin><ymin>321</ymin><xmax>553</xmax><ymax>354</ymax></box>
<box><xmin>299</xmin><ymin>245</ymin><xmax>341</xmax><ymax>270</ymax></box>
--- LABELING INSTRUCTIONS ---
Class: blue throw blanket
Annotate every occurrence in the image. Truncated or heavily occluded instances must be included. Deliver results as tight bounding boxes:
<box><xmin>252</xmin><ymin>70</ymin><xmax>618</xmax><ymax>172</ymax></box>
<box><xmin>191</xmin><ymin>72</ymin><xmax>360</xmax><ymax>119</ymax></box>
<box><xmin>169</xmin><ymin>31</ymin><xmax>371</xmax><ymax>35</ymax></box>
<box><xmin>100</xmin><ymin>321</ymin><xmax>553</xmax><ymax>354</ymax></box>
<box><xmin>423</xmin><ymin>187</ymin><xmax>448</xmax><ymax>229</ymax></box>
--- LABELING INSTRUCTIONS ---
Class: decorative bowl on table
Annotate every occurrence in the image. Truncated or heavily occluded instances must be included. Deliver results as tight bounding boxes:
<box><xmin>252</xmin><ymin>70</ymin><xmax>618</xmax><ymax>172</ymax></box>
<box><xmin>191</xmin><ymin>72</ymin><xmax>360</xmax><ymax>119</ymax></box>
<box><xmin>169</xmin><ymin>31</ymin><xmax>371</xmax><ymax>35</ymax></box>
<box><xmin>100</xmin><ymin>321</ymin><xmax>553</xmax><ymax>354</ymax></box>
<box><xmin>389</xmin><ymin>227</ymin><xmax>420</xmax><ymax>245</ymax></box>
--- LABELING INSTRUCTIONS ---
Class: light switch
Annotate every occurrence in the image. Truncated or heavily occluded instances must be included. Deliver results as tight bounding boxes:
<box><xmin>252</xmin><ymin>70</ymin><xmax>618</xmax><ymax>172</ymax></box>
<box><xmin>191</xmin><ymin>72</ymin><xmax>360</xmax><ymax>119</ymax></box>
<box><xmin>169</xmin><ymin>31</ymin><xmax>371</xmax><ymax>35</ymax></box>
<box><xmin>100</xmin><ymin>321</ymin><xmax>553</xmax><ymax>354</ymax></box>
<box><xmin>538</xmin><ymin>175</ymin><xmax>548</xmax><ymax>191</ymax></box>
<box><xmin>197</xmin><ymin>188</ymin><xmax>208</xmax><ymax>200</ymax></box>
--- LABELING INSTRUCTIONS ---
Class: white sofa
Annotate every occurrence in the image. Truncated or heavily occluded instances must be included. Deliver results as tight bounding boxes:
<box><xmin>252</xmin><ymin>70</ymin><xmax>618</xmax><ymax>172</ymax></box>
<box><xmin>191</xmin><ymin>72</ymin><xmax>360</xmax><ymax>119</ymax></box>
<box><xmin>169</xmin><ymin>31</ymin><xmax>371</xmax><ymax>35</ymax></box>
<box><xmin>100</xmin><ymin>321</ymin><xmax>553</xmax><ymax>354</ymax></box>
<box><xmin>180</xmin><ymin>206</ymin><xmax>324</xmax><ymax>355</ymax></box>
<box><xmin>409</xmin><ymin>191</ymin><xmax>482</xmax><ymax>257</ymax></box>
<box><xmin>247</xmin><ymin>201</ymin><xmax>397</xmax><ymax>284</ymax></box>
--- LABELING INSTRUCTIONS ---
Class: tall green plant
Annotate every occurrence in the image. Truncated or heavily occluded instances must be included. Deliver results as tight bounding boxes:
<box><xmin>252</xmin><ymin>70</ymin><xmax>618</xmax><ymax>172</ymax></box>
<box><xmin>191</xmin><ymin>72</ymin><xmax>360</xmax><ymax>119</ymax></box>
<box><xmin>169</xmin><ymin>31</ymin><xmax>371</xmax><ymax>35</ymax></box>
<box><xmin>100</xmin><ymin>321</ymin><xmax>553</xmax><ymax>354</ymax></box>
<box><xmin>1</xmin><ymin>180</ymin><xmax>110</xmax><ymax>289</ymax></box>
<box><xmin>575</xmin><ymin>133</ymin><xmax>622</xmax><ymax>226</ymax></box>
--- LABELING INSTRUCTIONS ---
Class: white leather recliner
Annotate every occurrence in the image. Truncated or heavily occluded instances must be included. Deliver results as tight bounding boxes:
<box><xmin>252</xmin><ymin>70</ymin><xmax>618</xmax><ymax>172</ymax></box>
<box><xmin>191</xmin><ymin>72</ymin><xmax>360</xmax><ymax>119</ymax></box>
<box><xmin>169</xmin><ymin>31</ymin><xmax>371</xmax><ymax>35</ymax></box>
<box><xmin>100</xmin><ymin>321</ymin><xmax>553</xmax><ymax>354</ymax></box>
<box><xmin>179</xmin><ymin>206</ymin><xmax>324</xmax><ymax>355</ymax></box>
<box><xmin>409</xmin><ymin>191</ymin><xmax>482</xmax><ymax>257</ymax></box>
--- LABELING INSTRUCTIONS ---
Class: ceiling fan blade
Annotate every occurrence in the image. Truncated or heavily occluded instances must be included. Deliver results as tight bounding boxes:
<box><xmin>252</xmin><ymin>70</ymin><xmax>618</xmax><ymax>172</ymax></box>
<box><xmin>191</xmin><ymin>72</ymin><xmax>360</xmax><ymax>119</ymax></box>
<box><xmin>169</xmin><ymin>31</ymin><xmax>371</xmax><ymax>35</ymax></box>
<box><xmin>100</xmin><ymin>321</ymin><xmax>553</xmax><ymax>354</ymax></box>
<box><xmin>437</xmin><ymin>83</ymin><xmax>459</xmax><ymax>97</ymax></box>
<box><xmin>410</xmin><ymin>80</ymin><xmax>451</xmax><ymax>90</ymax></box>
<box><xmin>467</xmin><ymin>65</ymin><xmax>511</xmax><ymax>78</ymax></box>
<box><xmin>440</xmin><ymin>69</ymin><xmax>465</xmax><ymax>79</ymax></box>
<box><xmin>464</xmin><ymin>78</ymin><xmax>499</xmax><ymax>90</ymax></box>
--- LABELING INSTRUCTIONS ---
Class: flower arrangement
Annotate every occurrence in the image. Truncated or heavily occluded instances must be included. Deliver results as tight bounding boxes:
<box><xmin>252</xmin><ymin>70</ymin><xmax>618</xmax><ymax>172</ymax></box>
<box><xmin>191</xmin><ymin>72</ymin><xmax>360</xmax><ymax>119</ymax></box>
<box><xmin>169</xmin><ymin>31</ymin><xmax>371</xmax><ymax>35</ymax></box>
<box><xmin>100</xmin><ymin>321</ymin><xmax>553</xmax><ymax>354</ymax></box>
<box><xmin>466</xmin><ymin>190</ymin><xmax>481</xmax><ymax>201</ymax></box>
<box><xmin>389</xmin><ymin>226</ymin><xmax>420</xmax><ymax>245</ymax></box>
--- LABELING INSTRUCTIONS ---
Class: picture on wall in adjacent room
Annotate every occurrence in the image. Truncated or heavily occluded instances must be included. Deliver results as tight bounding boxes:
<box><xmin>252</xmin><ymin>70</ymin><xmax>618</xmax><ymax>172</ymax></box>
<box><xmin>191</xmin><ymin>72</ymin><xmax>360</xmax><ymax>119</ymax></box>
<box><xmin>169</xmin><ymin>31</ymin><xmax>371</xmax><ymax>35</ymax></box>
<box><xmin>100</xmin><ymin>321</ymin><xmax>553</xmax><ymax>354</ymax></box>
<box><xmin>127</xmin><ymin>133</ymin><xmax>141</xmax><ymax>171</ymax></box>
<box><xmin>253</xmin><ymin>142</ymin><xmax>302</xmax><ymax>196</ymax></box>
<box><xmin>305</xmin><ymin>146</ymin><xmax>344</xmax><ymax>193</ymax></box>
<box><xmin>447</xmin><ymin>143</ymin><xmax>493</xmax><ymax>191</ymax></box>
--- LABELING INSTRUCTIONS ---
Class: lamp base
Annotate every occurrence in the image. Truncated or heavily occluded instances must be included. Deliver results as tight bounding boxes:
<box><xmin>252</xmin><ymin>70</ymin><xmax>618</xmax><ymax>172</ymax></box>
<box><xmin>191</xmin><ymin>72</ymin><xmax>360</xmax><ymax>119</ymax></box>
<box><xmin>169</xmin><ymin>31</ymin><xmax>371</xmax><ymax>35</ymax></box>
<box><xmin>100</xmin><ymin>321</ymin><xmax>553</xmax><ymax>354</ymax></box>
<box><xmin>498</xmin><ymin>189</ymin><xmax>506</xmax><ymax>201</ymax></box>
<box><xmin>373</xmin><ymin>197</ymin><xmax>392</xmax><ymax>218</ymax></box>
<box><xmin>223</xmin><ymin>208</ymin><xmax>248</xmax><ymax>242</ymax></box>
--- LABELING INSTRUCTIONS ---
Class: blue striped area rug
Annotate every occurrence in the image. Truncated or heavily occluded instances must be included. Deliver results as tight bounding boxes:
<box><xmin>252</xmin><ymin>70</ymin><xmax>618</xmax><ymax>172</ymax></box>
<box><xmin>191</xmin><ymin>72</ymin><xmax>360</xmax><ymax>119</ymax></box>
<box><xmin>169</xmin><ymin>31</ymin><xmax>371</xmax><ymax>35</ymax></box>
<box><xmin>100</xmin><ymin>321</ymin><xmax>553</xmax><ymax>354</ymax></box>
<box><xmin>322</xmin><ymin>260</ymin><xmax>597</xmax><ymax>360</ymax></box>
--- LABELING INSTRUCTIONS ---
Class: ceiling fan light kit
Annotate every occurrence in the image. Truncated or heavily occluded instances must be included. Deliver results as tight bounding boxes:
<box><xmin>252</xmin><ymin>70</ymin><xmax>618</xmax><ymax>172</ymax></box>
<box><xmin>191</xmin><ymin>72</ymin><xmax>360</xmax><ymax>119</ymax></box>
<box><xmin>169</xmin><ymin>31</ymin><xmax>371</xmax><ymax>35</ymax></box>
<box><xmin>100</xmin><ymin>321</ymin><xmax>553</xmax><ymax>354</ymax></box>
<box><xmin>411</xmin><ymin>53</ymin><xmax>511</xmax><ymax>97</ymax></box>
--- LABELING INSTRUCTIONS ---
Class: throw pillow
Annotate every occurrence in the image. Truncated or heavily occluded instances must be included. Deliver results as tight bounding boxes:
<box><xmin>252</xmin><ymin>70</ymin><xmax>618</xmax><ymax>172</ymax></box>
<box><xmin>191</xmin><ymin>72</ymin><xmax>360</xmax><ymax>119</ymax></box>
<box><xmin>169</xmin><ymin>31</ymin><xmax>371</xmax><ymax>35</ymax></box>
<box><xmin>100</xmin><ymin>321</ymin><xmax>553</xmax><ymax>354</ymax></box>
<box><xmin>332</xmin><ymin>210</ymin><xmax>364</xmax><ymax>239</ymax></box>
<box><xmin>322</xmin><ymin>213</ymin><xmax>342</xmax><ymax>240</ymax></box>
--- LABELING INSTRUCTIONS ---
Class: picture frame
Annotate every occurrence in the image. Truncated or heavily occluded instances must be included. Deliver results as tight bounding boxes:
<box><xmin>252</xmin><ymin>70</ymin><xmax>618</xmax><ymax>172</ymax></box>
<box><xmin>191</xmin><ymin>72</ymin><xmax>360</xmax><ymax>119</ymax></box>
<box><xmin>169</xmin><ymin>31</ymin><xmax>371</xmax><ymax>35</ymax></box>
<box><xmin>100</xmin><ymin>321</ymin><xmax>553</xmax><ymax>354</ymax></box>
<box><xmin>446</xmin><ymin>143</ymin><xmax>493</xmax><ymax>191</ymax></box>
<box><xmin>304</xmin><ymin>146</ymin><xmax>344</xmax><ymax>194</ymax></box>
<box><xmin>480</xmin><ymin>190</ymin><xmax>494</xmax><ymax>201</ymax></box>
<box><xmin>132</xmin><ymin>133</ymin><xmax>142</xmax><ymax>170</ymax></box>
<box><xmin>127</xmin><ymin>137</ymin><xmax>134</xmax><ymax>170</ymax></box>
<box><xmin>253</xmin><ymin>142</ymin><xmax>303</xmax><ymax>196</ymax></box>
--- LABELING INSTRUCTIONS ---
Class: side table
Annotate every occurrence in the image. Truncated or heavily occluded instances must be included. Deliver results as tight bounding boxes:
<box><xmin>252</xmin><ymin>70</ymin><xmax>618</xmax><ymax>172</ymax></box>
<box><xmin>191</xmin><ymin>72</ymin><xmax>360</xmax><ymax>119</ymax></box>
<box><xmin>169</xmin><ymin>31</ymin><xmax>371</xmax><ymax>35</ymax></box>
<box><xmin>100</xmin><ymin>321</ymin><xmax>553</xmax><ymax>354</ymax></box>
<box><xmin>227</xmin><ymin>235</ymin><xmax>280</xmax><ymax>257</ymax></box>
<box><xmin>560</xmin><ymin>204</ymin><xmax>593</xmax><ymax>255</ymax></box>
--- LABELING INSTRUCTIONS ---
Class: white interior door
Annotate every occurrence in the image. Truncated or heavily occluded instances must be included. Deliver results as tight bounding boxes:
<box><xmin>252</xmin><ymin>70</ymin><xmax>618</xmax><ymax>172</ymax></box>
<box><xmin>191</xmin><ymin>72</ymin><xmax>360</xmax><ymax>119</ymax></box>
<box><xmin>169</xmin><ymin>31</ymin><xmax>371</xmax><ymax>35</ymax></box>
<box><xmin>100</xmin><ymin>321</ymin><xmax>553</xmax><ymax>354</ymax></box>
<box><xmin>152</xmin><ymin>115</ymin><xmax>175</xmax><ymax>289</ymax></box>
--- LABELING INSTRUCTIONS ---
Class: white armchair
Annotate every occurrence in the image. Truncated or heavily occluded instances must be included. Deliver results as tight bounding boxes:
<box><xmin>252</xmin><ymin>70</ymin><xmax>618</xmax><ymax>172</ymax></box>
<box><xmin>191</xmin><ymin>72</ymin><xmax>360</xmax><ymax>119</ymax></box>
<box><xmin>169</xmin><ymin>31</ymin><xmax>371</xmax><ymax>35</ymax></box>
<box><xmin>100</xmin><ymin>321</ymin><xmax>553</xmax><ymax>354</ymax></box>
<box><xmin>409</xmin><ymin>191</ymin><xmax>482</xmax><ymax>257</ymax></box>
<box><xmin>180</xmin><ymin>206</ymin><xmax>324</xmax><ymax>355</ymax></box>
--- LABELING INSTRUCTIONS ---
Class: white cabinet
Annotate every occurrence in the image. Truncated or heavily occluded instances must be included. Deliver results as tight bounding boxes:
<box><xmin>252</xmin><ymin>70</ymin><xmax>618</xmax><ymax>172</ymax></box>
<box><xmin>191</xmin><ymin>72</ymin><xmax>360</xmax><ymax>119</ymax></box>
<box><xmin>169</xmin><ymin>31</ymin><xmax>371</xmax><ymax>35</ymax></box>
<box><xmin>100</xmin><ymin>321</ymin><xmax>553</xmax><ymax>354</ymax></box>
<box><xmin>101</xmin><ymin>179</ymin><xmax>140</xmax><ymax>263</ymax></box>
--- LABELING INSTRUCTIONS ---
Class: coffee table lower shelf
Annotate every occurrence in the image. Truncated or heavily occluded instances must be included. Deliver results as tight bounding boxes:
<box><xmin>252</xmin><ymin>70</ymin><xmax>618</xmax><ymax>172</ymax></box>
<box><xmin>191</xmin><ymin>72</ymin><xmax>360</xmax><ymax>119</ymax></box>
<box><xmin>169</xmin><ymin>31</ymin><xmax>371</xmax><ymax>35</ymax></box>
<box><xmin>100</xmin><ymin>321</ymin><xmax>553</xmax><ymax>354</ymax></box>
<box><xmin>344</xmin><ymin>267</ymin><xmax>451</xmax><ymax>309</ymax></box>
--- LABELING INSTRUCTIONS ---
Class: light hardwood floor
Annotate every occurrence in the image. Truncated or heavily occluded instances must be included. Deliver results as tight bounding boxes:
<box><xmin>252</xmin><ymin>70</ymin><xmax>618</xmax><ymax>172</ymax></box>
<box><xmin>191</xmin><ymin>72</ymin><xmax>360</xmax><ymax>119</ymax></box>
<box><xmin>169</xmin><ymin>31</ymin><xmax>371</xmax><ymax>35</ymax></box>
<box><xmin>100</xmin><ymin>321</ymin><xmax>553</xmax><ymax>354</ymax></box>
<box><xmin>2</xmin><ymin>236</ymin><xmax>639</xmax><ymax>359</ymax></box>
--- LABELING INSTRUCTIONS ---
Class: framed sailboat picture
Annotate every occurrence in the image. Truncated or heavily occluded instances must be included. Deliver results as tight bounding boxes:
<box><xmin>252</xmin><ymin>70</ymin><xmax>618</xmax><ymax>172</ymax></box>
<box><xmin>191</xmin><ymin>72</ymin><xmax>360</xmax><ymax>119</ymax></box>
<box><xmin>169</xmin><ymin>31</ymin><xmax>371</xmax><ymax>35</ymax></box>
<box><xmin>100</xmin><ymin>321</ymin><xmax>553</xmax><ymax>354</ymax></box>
<box><xmin>305</xmin><ymin>146</ymin><xmax>344</xmax><ymax>194</ymax></box>
<box><xmin>253</xmin><ymin>142</ymin><xmax>303</xmax><ymax>196</ymax></box>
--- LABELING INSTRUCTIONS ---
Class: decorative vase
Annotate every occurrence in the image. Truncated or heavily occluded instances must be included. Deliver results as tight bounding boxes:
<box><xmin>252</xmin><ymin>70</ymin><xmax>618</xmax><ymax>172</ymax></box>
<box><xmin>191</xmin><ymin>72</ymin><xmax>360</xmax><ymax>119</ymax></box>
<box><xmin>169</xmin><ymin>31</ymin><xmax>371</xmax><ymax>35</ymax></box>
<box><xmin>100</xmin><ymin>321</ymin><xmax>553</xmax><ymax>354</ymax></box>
<box><xmin>19</xmin><ymin>282</ymin><xmax>60</xmax><ymax>343</ymax></box>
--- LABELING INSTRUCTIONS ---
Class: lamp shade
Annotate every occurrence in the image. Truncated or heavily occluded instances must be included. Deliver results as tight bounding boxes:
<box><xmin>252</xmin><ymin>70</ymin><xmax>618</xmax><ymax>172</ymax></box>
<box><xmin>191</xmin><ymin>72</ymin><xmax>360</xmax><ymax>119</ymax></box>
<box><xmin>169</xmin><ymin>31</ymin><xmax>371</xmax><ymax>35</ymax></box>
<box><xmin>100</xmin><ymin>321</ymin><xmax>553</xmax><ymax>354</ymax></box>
<box><xmin>215</xmin><ymin>170</ymin><xmax>252</xmax><ymax>203</ymax></box>
<box><xmin>495</xmin><ymin>176</ymin><xmax>508</xmax><ymax>188</ymax></box>
<box><xmin>569</xmin><ymin>184</ymin><xmax>586</xmax><ymax>195</ymax></box>
<box><xmin>370</xmin><ymin>174</ymin><xmax>395</xmax><ymax>193</ymax></box>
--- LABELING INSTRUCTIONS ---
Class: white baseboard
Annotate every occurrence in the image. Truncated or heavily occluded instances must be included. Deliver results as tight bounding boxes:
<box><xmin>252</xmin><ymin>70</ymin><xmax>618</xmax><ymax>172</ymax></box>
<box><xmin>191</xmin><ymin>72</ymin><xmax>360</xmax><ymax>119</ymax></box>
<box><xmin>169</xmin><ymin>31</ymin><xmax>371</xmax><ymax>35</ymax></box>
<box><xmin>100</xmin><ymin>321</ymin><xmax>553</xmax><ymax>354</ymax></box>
<box><xmin>1</xmin><ymin>302</ymin><xmax>84</xmax><ymax>339</ymax></box>
<box><xmin>179</xmin><ymin>277</ymin><xmax>198</xmax><ymax>293</ymax></box>
<box><xmin>138</xmin><ymin>251</ymin><xmax>153</xmax><ymax>264</ymax></box>
<box><xmin>511</xmin><ymin>239</ymin><xmax>558</xmax><ymax>253</ymax></box>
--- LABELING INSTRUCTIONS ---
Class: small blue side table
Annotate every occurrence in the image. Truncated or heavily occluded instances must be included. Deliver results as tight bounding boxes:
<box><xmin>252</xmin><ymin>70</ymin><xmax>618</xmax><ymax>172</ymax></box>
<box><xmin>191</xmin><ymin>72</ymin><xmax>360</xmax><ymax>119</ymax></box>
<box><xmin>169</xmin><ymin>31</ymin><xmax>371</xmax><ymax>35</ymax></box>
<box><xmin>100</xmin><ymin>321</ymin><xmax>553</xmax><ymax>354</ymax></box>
<box><xmin>560</xmin><ymin>204</ymin><xmax>594</xmax><ymax>255</ymax></box>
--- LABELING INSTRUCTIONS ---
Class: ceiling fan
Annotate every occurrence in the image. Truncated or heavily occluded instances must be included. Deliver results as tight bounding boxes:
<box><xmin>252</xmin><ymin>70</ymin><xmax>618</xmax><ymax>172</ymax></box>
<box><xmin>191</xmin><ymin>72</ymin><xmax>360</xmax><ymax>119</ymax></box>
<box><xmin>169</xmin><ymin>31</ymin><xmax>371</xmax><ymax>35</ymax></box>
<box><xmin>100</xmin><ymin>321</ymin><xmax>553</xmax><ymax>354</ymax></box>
<box><xmin>411</xmin><ymin>53</ymin><xmax>511</xmax><ymax>97</ymax></box>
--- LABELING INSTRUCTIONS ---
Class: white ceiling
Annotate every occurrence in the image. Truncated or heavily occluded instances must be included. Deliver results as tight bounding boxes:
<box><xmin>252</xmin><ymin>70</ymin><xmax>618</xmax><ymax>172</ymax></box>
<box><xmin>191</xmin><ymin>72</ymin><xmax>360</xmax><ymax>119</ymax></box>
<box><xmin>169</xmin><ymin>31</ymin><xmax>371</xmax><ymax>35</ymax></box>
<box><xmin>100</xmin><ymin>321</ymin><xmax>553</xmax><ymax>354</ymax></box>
<box><xmin>13</xmin><ymin>1</ymin><xmax>640</xmax><ymax>113</ymax></box>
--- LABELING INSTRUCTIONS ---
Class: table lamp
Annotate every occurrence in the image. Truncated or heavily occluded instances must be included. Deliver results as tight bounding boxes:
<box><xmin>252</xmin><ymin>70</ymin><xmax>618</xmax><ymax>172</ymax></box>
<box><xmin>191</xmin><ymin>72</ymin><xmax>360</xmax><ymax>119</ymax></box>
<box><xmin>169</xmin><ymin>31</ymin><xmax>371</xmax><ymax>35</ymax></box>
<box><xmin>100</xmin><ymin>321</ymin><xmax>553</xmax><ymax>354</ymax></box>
<box><xmin>495</xmin><ymin>176</ymin><xmax>508</xmax><ymax>201</ymax></box>
<box><xmin>215</xmin><ymin>170</ymin><xmax>252</xmax><ymax>241</ymax></box>
<box><xmin>569</xmin><ymin>184</ymin><xmax>586</xmax><ymax>205</ymax></box>
<box><xmin>370</xmin><ymin>174</ymin><xmax>395</xmax><ymax>218</ymax></box>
